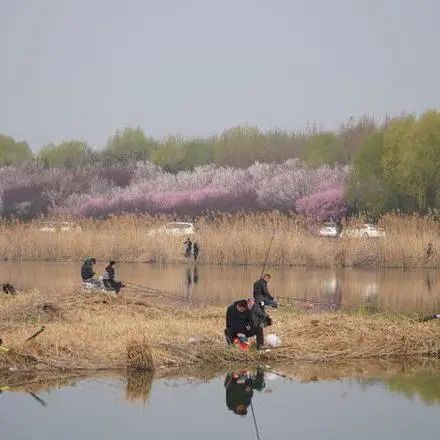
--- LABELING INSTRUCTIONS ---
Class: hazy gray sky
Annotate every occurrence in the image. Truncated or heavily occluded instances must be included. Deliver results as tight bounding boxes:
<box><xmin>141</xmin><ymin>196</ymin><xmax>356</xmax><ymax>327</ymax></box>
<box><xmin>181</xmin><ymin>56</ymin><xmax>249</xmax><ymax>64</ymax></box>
<box><xmin>1</xmin><ymin>0</ymin><xmax>439</xmax><ymax>150</ymax></box>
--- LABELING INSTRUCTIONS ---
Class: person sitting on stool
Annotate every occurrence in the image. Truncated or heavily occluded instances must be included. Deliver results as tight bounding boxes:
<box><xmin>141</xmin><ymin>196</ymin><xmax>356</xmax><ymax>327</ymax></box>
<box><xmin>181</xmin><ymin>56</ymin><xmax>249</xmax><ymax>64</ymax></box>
<box><xmin>102</xmin><ymin>260</ymin><xmax>124</xmax><ymax>293</ymax></box>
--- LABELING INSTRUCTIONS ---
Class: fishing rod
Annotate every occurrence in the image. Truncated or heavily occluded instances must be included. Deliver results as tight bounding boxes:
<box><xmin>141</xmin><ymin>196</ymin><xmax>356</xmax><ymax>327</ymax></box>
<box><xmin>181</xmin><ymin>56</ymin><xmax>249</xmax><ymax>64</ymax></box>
<box><xmin>276</xmin><ymin>295</ymin><xmax>374</xmax><ymax>311</ymax></box>
<box><xmin>260</xmin><ymin>223</ymin><xmax>276</xmax><ymax>278</ymax></box>
<box><xmin>277</xmin><ymin>295</ymin><xmax>435</xmax><ymax>319</ymax></box>
<box><xmin>125</xmin><ymin>281</ymin><xmax>183</xmax><ymax>297</ymax></box>
<box><xmin>277</xmin><ymin>296</ymin><xmax>345</xmax><ymax>308</ymax></box>
<box><xmin>124</xmin><ymin>281</ymin><xmax>202</xmax><ymax>304</ymax></box>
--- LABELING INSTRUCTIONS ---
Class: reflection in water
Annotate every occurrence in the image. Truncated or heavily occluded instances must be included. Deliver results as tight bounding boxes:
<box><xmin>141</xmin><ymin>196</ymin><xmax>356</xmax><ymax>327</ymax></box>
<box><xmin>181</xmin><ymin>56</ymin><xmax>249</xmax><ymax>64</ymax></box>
<box><xmin>185</xmin><ymin>265</ymin><xmax>199</xmax><ymax>301</ymax></box>
<box><xmin>224</xmin><ymin>368</ymin><xmax>265</xmax><ymax>416</ymax></box>
<box><xmin>2</xmin><ymin>363</ymin><xmax>440</xmax><ymax>440</ymax></box>
<box><xmin>385</xmin><ymin>373</ymin><xmax>440</xmax><ymax>405</ymax></box>
<box><xmin>1</xmin><ymin>262</ymin><xmax>440</xmax><ymax>314</ymax></box>
<box><xmin>28</xmin><ymin>391</ymin><xmax>48</xmax><ymax>407</ymax></box>
<box><xmin>125</xmin><ymin>371</ymin><xmax>153</xmax><ymax>404</ymax></box>
<box><xmin>426</xmin><ymin>272</ymin><xmax>433</xmax><ymax>292</ymax></box>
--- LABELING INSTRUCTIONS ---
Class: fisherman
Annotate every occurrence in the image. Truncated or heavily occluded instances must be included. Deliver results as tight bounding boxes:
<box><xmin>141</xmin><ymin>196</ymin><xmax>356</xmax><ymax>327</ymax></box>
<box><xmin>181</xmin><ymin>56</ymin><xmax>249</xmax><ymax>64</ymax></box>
<box><xmin>193</xmin><ymin>242</ymin><xmax>199</xmax><ymax>261</ymax></box>
<box><xmin>253</xmin><ymin>273</ymin><xmax>278</xmax><ymax>308</ymax></box>
<box><xmin>225</xmin><ymin>299</ymin><xmax>251</xmax><ymax>344</ymax></box>
<box><xmin>224</xmin><ymin>368</ymin><xmax>265</xmax><ymax>416</ymax></box>
<box><xmin>248</xmin><ymin>298</ymin><xmax>272</xmax><ymax>349</ymax></box>
<box><xmin>80</xmin><ymin>258</ymin><xmax>100</xmax><ymax>287</ymax></box>
<box><xmin>225</xmin><ymin>298</ymin><xmax>271</xmax><ymax>350</ymax></box>
<box><xmin>102</xmin><ymin>260</ymin><xmax>124</xmax><ymax>293</ymax></box>
<box><xmin>184</xmin><ymin>237</ymin><xmax>192</xmax><ymax>259</ymax></box>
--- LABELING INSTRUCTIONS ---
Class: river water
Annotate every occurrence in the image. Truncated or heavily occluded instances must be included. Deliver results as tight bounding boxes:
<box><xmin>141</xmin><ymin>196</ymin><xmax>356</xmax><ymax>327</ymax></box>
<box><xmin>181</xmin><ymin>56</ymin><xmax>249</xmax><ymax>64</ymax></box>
<box><xmin>1</xmin><ymin>364</ymin><xmax>440</xmax><ymax>440</ymax></box>
<box><xmin>1</xmin><ymin>262</ymin><xmax>440</xmax><ymax>314</ymax></box>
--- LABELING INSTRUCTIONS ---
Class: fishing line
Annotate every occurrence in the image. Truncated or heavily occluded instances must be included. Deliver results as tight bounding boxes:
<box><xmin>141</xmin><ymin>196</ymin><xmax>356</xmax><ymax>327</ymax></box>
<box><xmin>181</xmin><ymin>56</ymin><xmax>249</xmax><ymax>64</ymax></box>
<box><xmin>250</xmin><ymin>400</ymin><xmax>262</xmax><ymax>440</ymax></box>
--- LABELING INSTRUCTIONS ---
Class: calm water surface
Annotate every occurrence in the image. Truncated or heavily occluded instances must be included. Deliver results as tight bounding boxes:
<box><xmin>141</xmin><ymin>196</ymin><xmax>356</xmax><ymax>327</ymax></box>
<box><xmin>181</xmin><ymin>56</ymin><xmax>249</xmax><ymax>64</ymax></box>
<box><xmin>1</xmin><ymin>365</ymin><xmax>440</xmax><ymax>440</ymax></box>
<box><xmin>1</xmin><ymin>262</ymin><xmax>440</xmax><ymax>314</ymax></box>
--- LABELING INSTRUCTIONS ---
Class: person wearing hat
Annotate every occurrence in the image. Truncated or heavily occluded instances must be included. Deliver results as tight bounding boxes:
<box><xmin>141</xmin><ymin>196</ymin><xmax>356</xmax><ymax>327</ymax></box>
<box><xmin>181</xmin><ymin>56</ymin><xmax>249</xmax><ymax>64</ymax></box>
<box><xmin>102</xmin><ymin>260</ymin><xmax>124</xmax><ymax>293</ymax></box>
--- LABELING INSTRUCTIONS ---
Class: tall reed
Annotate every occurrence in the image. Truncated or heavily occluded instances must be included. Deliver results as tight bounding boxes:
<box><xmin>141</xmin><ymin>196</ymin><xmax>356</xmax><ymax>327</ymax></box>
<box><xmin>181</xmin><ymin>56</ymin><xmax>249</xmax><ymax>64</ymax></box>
<box><xmin>0</xmin><ymin>213</ymin><xmax>438</xmax><ymax>268</ymax></box>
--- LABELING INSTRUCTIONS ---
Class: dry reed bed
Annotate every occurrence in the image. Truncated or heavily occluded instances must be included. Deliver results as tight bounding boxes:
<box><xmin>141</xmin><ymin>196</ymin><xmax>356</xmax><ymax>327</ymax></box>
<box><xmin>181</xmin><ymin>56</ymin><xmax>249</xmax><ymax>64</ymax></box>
<box><xmin>0</xmin><ymin>213</ymin><xmax>439</xmax><ymax>268</ymax></box>
<box><xmin>1</xmin><ymin>290</ymin><xmax>440</xmax><ymax>374</ymax></box>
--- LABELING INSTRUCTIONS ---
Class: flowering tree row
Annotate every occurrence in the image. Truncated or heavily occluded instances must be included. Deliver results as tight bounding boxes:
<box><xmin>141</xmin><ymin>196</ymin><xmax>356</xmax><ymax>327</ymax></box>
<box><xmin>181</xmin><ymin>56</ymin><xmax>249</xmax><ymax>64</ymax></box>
<box><xmin>0</xmin><ymin>160</ymin><xmax>348</xmax><ymax>221</ymax></box>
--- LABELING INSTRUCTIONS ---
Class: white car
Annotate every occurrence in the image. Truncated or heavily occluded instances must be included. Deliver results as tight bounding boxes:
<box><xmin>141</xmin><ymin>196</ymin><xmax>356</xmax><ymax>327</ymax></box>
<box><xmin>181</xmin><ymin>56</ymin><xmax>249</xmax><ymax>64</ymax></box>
<box><xmin>341</xmin><ymin>224</ymin><xmax>385</xmax><ymax>238</ymax></box>
<box><xmin>148</xmin><ymin>222</ymin><xmax>196</xmax><ymax>237</ymax></box>
<box><xmin>318</xmin><ymin>223</ymin><xmax>339</xmax><ymax>238</ymax></box>
<box><xmin>38</xmin><ymin>221</ymin><xmax>82</xmax><ymax>232</ymax></box>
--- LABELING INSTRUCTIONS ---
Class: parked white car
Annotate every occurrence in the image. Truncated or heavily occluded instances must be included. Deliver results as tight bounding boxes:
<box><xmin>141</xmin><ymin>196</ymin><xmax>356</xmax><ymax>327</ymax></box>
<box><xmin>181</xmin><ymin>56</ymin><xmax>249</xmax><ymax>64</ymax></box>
<box><xmin>148</xmin><ymin>222</ymin><xmax>196</xmax><ymax>237</ymax></box>
<box><xmin>341</xmin><ymin>224</ymin><xmax>385</xmax><ymax>238</ymax></box>
<box><xmin>38</xmin><ymin>221</ymin><xmax>82</xmax><ymax>232</ymax></box>
<box><xmin>318</xmin><ymin>223</ymin><xmax>339</xmax><ymax>238</ymax></box>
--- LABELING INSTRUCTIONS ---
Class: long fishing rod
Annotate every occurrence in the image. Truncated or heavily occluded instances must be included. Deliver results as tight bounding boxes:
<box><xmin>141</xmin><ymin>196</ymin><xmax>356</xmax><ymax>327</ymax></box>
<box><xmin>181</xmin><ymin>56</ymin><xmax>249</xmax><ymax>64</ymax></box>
<box><xmin>124</xmin><ymin>281</ymin><xmax>202</xmax><ymax>304</ymax></box>
<box><xmin>124</xmin><ymin>282</ymin><xmax>178</xmax><ymax>297</ymax></box>
<box><xmin>277</xmin><ymin>295</ymin><xmax>375</xmax><ymax>311</ymax></box>
<box><xmin>277</xmin><ymin>295</ymin><xmax>429</xmax><ymax>318</ymax></box>
<box><xmin>277</xmin><ymin>296</ymin><xmax>346</xmax><ymax>308</ymax></box>
<box><xmin>260</xmin><ymin>222</ymin><xmax>276</xmax><ymax>278</ymax></box>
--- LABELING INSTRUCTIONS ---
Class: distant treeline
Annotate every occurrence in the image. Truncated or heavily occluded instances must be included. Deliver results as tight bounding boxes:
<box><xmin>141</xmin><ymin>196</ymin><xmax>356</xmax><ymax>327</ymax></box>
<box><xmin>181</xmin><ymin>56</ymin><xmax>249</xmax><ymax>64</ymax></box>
<box><xmin>1</xmin><ymin>111</ymin><xmax>439</xmax><ymax>219</ymax></box>
<box><xmin>0</xmin><ymin>116</ymin><xmax>377</xmax><ymax>171</ymax></box>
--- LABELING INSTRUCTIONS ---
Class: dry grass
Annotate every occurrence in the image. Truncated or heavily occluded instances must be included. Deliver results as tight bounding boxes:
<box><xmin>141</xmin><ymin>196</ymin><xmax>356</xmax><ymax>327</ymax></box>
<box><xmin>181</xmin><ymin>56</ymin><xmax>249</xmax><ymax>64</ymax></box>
<box><xmin>0</xmin><ymin>213</ymin><xmax>439</xmax><ymax>268</ymax></box>
<box><xmin>1</xmin><ymin>289</ymin><xmax>440</xmax><ymax>375</ymax></box>
<box><xmin>127</xmin><ymin>338</ymin><xmax>154</xmax><ymax>372</ymax></box>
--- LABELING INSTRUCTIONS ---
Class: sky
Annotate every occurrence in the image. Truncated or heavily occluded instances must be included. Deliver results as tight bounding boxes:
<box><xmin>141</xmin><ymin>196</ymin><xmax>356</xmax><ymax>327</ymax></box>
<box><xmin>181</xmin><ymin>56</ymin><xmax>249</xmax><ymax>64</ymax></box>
<box><xmin>1</xmin><ymin>0</ymin><xmax>439</xmax><ymax>150</ymax></box>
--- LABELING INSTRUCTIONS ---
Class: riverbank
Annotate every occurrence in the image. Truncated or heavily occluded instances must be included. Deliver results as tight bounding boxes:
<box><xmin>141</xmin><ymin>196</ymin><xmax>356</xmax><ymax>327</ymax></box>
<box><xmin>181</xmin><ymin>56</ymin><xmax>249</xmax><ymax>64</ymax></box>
<box><xmin>0</xmin><ymin>213</ymin><xmax>439</xmax><ymax>268</ymax></box>
<box><xmin>1</xmin><ymin>289</ymin><xmax>440</xmax><ymax>374</ymax></box>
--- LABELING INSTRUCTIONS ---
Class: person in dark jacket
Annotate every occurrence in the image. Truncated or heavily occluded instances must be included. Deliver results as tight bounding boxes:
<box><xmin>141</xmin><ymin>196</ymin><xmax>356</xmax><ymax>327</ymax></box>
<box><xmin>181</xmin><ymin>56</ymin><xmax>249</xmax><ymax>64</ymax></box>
<box><xmin>193</xmin><ymin>242</ymin><xmax>199</xmax><ymax>261</ymax></box>
<box><xmin>225</xmin><ymin>299</ymin><xmax>251</xmax><ymax>343</ymax></box>
<box><xmin>81</xmin><ymin>258</ymin><xmax>99</xmax><ymax>284</ymax></box>
<box><xmin>224</xmin><ymin>368</ymin><xmax>265</xmax><ymax>416</ymax></box>
<box><xmin>81</xmin><ymin>258</ymin><xmax>96</xmax><ymax>280</ymax></box>
<box><xmin>225</xmin><ymin>299</ymin><xmax>270</xmax><ymax>349</ymax></box>
<box><xmin>253</xmin><ymin>274</ymin><xmax>278</xmax><ymax>308</ymax></box>
<box><xmin>248</xmin><ymin>298</ymin><xmax>272</xmax><ymax>349</ymax></box>
<box><xmin>184</xmin><ymin>238</ymin><xmax>192</xmax><ymax>258</ymax></box>
<box><xmin>102</xmin><ymin>260</ymin><xmax>124</xmax><ymax>293</ymax></box>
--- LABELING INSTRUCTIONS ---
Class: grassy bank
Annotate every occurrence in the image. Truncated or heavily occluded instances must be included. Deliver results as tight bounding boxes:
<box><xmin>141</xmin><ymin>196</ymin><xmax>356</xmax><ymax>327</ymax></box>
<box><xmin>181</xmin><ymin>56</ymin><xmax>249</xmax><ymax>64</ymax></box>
<box><xmin>1</xmin><ymin>289</ymin><xmax>440</xmax><ymax>374</ymax></box>
<box><xmin>0</xmin><ymin>213</ymin><xmax>439</xmax><ymax>268</ymax></box>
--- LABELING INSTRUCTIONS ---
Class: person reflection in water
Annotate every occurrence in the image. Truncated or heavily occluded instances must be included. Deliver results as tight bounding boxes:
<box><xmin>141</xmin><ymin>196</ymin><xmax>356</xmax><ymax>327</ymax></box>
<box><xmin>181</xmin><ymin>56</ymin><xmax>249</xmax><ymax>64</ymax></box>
<box><xmin>185</xmin><ymin>266</ymin><xmax>200</xmax><ymax>301</ymax></box>
<box><xmin>193</xmin><ymin>265</ymin><xmax>199</xmax><ymax>283</ymax></box>
<box><xmin>224</xmin><ymin>368</ymin><xmax>265</xmax><ymax>416</ymax></box>
<box><xmin>186</xmin><ymin>266</ymin><xmax>200</xmax><ymax>287</ymax></box>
